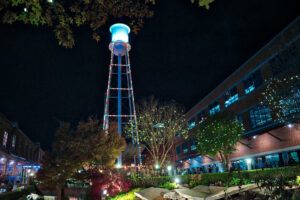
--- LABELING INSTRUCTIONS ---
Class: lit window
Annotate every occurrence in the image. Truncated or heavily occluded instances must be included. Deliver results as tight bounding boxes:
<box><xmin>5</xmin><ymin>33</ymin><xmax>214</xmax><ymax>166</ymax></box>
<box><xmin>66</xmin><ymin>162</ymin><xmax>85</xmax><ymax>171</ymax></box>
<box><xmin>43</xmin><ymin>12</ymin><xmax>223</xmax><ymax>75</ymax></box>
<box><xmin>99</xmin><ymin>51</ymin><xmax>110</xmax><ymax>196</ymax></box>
<box><xmin>197</xmin><ymin>110</ymin><xmax>206</xmax><ymax>124</ymax></box>
<box><xmin>12</xmin><ymin>135</ymin><xmax>16</xmax><ymax>149</ymax></box>
<box><xmin>188</xmin><ymin>117</ymin><xmax>196</xmax><ymax>130</ymax></box>
<box><xmin>182</xmin><ymin>142</ymin><xmax>188</xmax><ymax>154</ymax></box>
<box><xmin>190</xmin><ymin>139</ymin><xmax>197</xmax><ymax>151</ymax></box>
<box><xmin>249</xmin><ymin>104</ymin><xmax>272</xmax><ymax>128</ymax></box>
<box><xmin>243</xmin><ymin>70</ymin><xmax>263</xmax><ymax>95</ymax></box>
<box><xmin>176</xmin><ymin>145</ymin><xmax>181</xmax><ymax>156</ymax></box>
<box><xmin>3</xmin><ymin>132</ymin><xmax>8</xmax><ymax>147</ymax></box>
<box><xmin>209</xmin><ymin>101</ymin><xmax>220</xmax><ymax>116</ymax></box>
<box><xmin>280</xmin><ymin>84</ymin><xmax>300</xmax><ymax>117</ymax></box>
<box><xmin>224</xmin><ymin>87</ymin><xmax>239</xmax><ymax>107</ymax></box>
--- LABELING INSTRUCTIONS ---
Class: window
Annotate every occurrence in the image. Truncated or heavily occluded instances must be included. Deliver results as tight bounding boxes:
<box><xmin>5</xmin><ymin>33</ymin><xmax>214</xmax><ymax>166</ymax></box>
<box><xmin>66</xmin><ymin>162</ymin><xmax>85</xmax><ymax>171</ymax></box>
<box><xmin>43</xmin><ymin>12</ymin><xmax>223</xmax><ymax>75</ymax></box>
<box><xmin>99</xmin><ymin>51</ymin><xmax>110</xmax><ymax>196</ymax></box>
<box><xmin>3</xmin><ymin>132</ymin><xmax>8</xmax><ymax>147</ymax></box>
<box><xmin>188</xmin><ymin>117</ymin><xmax>196</xmax><ymax>130</ymax></box>
<box><xmin>280</xmin><ymin>84</ymin><xmax>300</xmax><ymax>117</ymax></box>
<box><xmin>249</xmin><ymin>104</ymin><xmax>272</xmax><ymax>128</ymax></box>
<box><xmin>237</xmin><ymin>114</ymin><xmax>243</xmax><ymax>125</ymax></box>
<box><xmin>197</xmin><ymin>110</ymin><xmax>206</xmax><ymax>123</ymax></box>
<box><xmin>190</xmin><ymin>139</ymin><xmax>196</xmax><ymax>151</ymax></box>
<box><xmin>12</xmin><ymin>135</ymin><xmax>16</xmax><ymax>149</ymax></box>
<box><xmin>209</xmin><ymin>101</ymin><xmax>220</xmax><ymax>116</ymax></box>
<box><xmin>243</xmin><ymin>70</ymin><xmax>263</xmax><ymax>95</ymax></box>
<box><xmin>182</xmin><ymin>142</ymin><xmax>188</xmax><ymax>154</ymax></box>
<box><xmin>224</xmin><ymin>87</ymin><xmax>239</xmax><ymax>107</ymax></box>
<box><xmin>176</xmin><ymin>145</ymin><xmax>181</xmax><ymax>156</ymax></box>
<box><xmin>270</xmin><ymin>43</ymin><xmax>297</xmax><ymax>77</ymax></box>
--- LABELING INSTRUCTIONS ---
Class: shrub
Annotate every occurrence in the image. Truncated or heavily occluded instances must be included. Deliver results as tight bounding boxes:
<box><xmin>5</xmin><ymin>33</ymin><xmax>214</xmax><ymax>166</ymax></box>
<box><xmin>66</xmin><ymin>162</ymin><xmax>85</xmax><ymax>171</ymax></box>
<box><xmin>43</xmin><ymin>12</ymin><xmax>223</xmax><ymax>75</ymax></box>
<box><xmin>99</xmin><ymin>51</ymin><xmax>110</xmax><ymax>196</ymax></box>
<box><xmin>158</xmin><ymin>182</ymin><xmax>178</xmax><ymax>190</ymax></box>
<box><xmin>0</xmin><ymin>185</ymin><xmax>36</xmax><ymax>200</ymax></box>
<box><xmin>108</xmin><ymin>188</ymin><xmax>143</xmax><ymax>200</ymax></box>
<box><xmin>90</xmin><ymin>170</ymin><xmax>132</xmax><ymax>199</ymax></box>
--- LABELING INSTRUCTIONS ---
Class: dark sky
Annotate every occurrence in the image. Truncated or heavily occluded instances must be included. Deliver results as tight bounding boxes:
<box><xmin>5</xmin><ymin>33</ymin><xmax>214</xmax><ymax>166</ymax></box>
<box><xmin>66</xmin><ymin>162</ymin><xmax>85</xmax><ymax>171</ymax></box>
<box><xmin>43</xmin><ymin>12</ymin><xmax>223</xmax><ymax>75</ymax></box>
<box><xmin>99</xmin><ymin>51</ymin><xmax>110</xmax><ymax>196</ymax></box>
<box><xmin>0</xmin><ymin>0</ymin><xmax>299</xmax><ymax>150</ymax></box>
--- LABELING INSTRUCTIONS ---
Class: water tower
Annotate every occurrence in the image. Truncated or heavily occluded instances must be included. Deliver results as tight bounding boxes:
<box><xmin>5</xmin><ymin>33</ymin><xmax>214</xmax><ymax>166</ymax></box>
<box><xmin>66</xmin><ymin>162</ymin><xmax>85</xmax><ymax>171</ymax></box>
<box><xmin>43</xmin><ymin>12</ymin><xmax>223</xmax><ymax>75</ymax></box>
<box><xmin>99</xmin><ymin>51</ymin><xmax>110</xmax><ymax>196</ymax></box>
<box><xmin>103</xmin><ymin>23</ymin><xmax>141</xmax><ymax>167</ymax></box>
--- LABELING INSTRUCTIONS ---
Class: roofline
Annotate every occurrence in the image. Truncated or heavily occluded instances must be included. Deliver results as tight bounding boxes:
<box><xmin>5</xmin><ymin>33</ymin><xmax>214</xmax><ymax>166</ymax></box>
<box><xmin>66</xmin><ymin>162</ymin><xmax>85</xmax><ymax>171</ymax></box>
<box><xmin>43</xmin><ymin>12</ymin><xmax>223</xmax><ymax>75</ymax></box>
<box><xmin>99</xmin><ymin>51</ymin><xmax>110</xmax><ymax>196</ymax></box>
<box><xmin>186</xmin><ymin>15</ymin><xmax>300</xmax><ymax>117</ymax></box>
<box><xmin>0</xmin><ymin>113</ymin><xmax>40</xmax><ymax>148</ymax></box>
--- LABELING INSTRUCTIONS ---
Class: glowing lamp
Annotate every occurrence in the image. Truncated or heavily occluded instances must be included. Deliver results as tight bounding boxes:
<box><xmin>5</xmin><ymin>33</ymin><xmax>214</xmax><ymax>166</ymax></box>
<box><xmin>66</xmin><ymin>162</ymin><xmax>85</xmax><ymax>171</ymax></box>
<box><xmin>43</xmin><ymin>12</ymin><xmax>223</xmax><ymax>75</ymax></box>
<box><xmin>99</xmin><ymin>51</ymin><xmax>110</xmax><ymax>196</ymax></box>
<box><xmin>246</xmin><ymin>158</ymin><xmax>252</xmax><ymax>164</ymax></box>
<box><xmin>102</xmin><ymin>190</ymin><xmax>107</xmax><ymax>195</ymax></box>
<box><xmin>155</xmin><ymin>164</ymin><xmax>159</xmax><ymax>169</ymax></box>
<box><xmin>116</xmin><ymin>164</ymin><xmax>122</xmax><ymax>169</ymax></box>
<box><xmin>110</xmin><ymin>23</ymin><xmax>130</xmax><ymax>43</ymax></box>
<box><xmin>167</xmin><ymin>165</ymin><xmax>172</xmax><ymax>171</ymax></box>
<box><xmin>287</xmin><ymin>124</ymin><xmax>293</xmax><ymax>128</ymax></box>
<box><xmin>174</xmin><ymin>178</ymin><xmax>179</xmax><ymax>184</ymax></box>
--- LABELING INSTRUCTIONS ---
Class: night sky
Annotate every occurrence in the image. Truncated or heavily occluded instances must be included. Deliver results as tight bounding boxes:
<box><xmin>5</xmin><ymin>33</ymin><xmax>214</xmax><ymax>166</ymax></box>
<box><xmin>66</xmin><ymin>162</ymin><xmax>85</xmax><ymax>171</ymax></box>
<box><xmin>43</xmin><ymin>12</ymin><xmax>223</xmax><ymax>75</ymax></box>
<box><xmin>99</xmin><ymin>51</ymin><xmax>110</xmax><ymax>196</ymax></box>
<box><xmin>0</xmin><ymin>0</ymin><xmax>299</xmax><ymax>151</ymax></box>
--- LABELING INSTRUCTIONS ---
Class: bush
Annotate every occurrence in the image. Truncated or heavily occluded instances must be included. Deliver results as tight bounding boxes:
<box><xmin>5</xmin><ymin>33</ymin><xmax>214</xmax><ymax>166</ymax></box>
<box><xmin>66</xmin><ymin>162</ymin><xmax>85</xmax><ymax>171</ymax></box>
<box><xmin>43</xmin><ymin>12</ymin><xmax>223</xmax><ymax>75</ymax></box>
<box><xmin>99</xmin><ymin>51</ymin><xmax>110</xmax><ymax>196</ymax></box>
<box><xmin>0</xmin><ymin>185</ymin><xmax>36</xmax><ymax>200</ymax></box>
<box><xmin>108</xmin><ymin>188</ymin><xmax>143</xmax><ymax>200</ymax></box>
<box><xmin>131</xmin><ymin>166</ymin><xmax>300</xmax><ymax>188</ymax></box>
<box><xmin>158</xmin><ymin>182</ymin><xmax>178</xmax><ymax>190</ymax></box>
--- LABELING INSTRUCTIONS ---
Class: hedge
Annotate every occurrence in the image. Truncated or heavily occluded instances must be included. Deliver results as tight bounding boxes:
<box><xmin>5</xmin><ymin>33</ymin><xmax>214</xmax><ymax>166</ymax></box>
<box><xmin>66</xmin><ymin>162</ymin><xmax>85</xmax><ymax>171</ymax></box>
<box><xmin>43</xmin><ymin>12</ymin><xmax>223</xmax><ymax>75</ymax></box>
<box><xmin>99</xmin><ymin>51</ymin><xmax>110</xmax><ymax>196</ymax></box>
<box><xmin>131</xmin><ymin>166</ymin><xmax>300</xmax><ymax>188</ymax></box>
<box><xmin>0</xmin><ymin>185</ymin><xmax>36</xmax><ymax>200</ymax></box>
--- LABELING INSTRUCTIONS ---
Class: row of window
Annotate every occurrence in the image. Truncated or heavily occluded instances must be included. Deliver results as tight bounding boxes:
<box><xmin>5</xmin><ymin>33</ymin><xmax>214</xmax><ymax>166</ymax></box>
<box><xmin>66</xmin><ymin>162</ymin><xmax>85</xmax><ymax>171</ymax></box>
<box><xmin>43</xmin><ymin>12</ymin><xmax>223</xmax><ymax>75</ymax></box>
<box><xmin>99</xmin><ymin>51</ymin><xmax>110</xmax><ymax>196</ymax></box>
<box><xmin>188</xmin><ymin>69</ymin><xmax>264</xmax><ymax>129</ymax></box>
<box><xmin>2</xmin><ymin>131</ymin><xmax>16</xmax><ymax>149</ymax></box>
<box><xmin>2</xmin><ymin>131</ymin><xmax>37</xmax><ymax>161</ymax></box>
<box><xmin>176</xmin><ymin>139</ymin><xmax>197</xmax><ymax>156</ymax></box>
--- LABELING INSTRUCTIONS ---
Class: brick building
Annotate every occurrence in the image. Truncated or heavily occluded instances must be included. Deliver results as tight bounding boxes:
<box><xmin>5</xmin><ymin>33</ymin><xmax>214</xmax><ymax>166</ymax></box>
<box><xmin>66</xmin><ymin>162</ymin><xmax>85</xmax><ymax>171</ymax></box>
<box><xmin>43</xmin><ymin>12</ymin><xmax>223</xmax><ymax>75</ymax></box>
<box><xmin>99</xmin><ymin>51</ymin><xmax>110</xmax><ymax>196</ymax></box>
<box><xmin>173</xmin><ymin>16</ymin><xmax>300</xmax><ymax>174</ymax></box>
<box><xmin>0</xmin><ymin>113</ymin><xmax>44</xmax><ymax>185</ymax></box>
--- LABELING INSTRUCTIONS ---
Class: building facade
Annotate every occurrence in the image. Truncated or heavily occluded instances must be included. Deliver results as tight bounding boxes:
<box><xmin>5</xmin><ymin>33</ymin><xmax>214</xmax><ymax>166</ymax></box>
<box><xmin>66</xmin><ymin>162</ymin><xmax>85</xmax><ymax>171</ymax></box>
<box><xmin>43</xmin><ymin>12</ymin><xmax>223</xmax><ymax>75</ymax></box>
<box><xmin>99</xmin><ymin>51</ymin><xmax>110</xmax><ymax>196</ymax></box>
<box><xmin>0</xmin><ymin>113</ymin><xmax>44</xmax><ymax>185</ymax></box>
<box><xmin>173</xmin><ymin>16</ymin><xmax>300</xmax><ymax>174</ymax></box>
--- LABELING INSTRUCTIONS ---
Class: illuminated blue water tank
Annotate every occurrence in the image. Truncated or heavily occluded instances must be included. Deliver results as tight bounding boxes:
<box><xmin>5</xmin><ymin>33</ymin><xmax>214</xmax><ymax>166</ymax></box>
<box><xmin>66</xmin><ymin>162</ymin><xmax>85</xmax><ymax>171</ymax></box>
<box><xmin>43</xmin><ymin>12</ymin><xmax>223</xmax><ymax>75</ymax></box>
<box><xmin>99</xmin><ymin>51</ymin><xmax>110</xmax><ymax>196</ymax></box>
<box><xmin>110</xmin><ymin>23</ymin><xmax>130</xmax><ymax>43</ymax></box>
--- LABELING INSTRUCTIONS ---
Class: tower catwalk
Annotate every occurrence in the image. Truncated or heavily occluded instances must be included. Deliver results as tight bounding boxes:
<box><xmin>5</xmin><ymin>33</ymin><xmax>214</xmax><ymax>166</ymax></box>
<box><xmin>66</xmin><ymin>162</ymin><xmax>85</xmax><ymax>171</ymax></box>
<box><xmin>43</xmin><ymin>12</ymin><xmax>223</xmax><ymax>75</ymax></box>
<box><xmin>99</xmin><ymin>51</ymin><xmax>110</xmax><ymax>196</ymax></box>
<box><xmin>103</xmin><ymin>23</ymin><xmax>141</xmax><ymax>167</ymax></box>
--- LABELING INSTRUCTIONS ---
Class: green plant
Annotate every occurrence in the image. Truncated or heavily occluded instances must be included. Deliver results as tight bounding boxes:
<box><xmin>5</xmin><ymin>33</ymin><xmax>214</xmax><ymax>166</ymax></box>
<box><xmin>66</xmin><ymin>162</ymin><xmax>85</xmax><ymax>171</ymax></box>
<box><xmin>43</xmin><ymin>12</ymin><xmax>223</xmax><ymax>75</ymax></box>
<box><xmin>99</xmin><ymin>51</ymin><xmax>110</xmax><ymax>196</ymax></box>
<box><xmin>108</xmin><ymin>188</ymin><xmax>143</xmax><ymax>200</ymax></box>
<box><xmin>0</xmin><ymin>185</ymin><xmax>36</xmax><ymax>200</ymax></box>
<box><xmin>295</xmin><ymin>176</ymin><xmax>300</xmax><ymax>185</ymax></box>
<box><xmin>158</xmin><ymin>182</ymin><xmax>178</xmax><ymax>190</ymax></box>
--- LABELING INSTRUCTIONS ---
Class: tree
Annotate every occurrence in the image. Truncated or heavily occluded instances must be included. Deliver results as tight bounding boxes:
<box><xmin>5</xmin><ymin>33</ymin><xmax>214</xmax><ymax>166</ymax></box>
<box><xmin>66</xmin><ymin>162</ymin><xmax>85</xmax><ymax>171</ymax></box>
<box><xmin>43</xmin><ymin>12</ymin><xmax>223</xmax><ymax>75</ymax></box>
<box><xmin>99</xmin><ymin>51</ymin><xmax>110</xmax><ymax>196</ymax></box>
<box><xmin>190</xmin><ymin>0</ymin><xmax>215</xmax><ymax>9</ymax></box>
<box><xmin>262</xmin><ymin>73</ymin><xmax>300</xmax><ymax>129</ymax></box>
<box><xmin>195</xmin><ymin>111</ymin><xmax>244</xmax><ymax>171</ymax></box>
<box><xmin>0</xmin><ymin>0</ymin><xmax>155</xmax><ymax>48</ymax></box>
<box><xmin>0</xmin><ymin>0</ymin><xmax>216</xmax><ymax>48</ymax></box>
<box><xmin>37</xmin><ymin>118</ymin><xmax>126</xmax><ymax>199</ymax></box>
<box><xmin>126</xmin><ymin>97</ymin><xmax>188</xmax><ymax>167</ymax></box>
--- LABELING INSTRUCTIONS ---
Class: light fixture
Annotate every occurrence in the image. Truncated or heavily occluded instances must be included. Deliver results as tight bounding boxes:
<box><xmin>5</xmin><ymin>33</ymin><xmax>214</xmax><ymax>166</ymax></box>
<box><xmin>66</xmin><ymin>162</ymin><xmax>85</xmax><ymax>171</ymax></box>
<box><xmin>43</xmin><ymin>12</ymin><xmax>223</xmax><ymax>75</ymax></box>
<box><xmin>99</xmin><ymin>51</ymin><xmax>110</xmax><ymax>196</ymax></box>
<box><xmin>24</xmin><ymin>8</ymin><xmax>27</xmax><ymax>12</ymax></box>
<box><xmin>174</xmin><ymin>177</ymin><xmax>179</xmax><ymax>184</ymax></box>
<box><xmin>246</xmin><ymin>158</ymin><xmax>252</xmax><ymax>164</ymax></box>
<box><xmin>287</xmin><ymin>124</ymin><xmax>293</xmax><ymax>128</ymax></box>
<box><xmin>102</xmin><ymin>190</ymin><xmax>107</xmax><ymax>195</ymax></box>
<box><xmin>116</xmin><ymin>164</ymin><xmax>122</xmax><ymax>169</ymax></box>
<box><xmin>155</xmin><ymin>164</ymin><xmax>159</xmax><ymax>169</ymax></box>
<box><xmin>167</xmin><ymin>165</ymin><xmax>172</xmax><ymax>171</ymax></box>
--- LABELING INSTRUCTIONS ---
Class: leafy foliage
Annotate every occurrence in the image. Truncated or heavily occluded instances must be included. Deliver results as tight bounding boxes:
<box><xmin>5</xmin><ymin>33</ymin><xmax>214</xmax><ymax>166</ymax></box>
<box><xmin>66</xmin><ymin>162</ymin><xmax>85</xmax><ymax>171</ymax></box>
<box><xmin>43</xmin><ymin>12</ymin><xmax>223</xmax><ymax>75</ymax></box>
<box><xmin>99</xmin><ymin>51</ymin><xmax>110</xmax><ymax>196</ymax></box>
<box><xmin>125</xmin><ymin>97</ymin><xmax>188</xmax><ymax>167</ymax></box>
<box><xmin>158</xmin><ymin>182</ymin><xmax>179</xmax><ymax>190</ymax></box>
<box><xmin>195</xmin><ymin>111</ymin><xmax>244</xmax><ymax>171</ymax></box>
<box><xmin>190</xmin><ymin>0</ymin><xmax>215</xmax><ymax>9</ymax></box>
<box><xmin>89</xmin><ymin>169</ymin><xmax>132</xmax><ymax>199</ymax></box>
<box><xmin>37</xmin><ymin>118</ymin><xmax>126</xmax><ymax>196</ymax></box>
<box><xmin>0</xmin><ymin>0</ymin><xmax>155</xmax><ymax>48</ymax></box>
<box><xmin>108</xmin><ymin>188</ymin><xmax>143</xmax><ymax>200</ymax></box>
